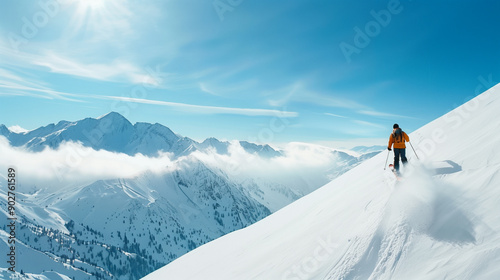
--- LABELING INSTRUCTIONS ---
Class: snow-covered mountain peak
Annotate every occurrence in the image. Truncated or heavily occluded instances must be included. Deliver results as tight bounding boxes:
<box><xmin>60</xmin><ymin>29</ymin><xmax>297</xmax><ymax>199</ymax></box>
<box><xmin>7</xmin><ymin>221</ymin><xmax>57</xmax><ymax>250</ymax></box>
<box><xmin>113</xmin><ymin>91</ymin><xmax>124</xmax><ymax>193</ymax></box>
<box><xmin>135</xmin><ymin>122</ymin><xmax>179</xmax><ymax>140</ymax></box>
<box><xmin>97</xmin><ymin>111</ymin><xmax>129</xmax><ymax>122</ymax></box>
<box><xmin>0</xmin><ymin>113</ymin><xmax>285</xmax><ymax>159</ymax></box>
<box><xmin>96</xmin><ymin>111</ymin><xmax>134</xmax><ymax>130</ymax></box>
<box><xmin>198</xmin><ymin>137</ymin><xmax>229</xmax><ymax>154</ymax></box>
<box><xmin>239</xmin><ymin>141</ymin><xmax>282</xmax><ymax>158</ymax></box>
<box><xmin>202</xmin><ymin>137</ymin><xmax>222</xmax><ymax>144</ymax></box>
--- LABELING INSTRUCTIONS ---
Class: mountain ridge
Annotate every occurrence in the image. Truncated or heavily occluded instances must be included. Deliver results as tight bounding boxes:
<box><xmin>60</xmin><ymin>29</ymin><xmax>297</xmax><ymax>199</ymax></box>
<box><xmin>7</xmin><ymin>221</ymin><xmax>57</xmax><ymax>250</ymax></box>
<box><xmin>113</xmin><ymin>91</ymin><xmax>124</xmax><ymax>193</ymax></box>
<box><xmin>0</xmin><ymin>112</ymin><xmax>282</xmax><ymax>158</ymax></box>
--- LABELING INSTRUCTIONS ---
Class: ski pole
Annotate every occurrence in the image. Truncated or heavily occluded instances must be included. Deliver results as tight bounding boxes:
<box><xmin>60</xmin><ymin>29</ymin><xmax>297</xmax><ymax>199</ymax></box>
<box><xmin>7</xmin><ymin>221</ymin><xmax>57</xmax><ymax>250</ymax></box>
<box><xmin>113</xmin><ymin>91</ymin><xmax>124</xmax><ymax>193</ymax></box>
<box><xmin>384</xmin><ymin>149</ymin><xmax>390</xmax><ymax>170</ymax></box>
<box><xmin>409</xmin><ymin>141</ymin><xmax>419</xmax><ymax>160</ymax></box>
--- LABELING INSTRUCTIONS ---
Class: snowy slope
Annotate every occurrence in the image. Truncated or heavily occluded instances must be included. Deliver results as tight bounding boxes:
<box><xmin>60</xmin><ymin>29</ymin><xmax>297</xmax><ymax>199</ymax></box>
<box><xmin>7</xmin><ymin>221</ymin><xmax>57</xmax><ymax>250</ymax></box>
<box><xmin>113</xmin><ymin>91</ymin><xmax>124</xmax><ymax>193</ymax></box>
<box><xmin>144</xmin><ymin>84</ymin><xmax>500</xmax><ymax>280</ymax></box>
<box><xmin>0</xmin><ymin>157</ymin><xmax>271</xmax><ymax>279</ymax></box>
<box><xmin>0</xmin><ymin>229</ymin><xmax>93</xmax><ymax>280</ymax></box>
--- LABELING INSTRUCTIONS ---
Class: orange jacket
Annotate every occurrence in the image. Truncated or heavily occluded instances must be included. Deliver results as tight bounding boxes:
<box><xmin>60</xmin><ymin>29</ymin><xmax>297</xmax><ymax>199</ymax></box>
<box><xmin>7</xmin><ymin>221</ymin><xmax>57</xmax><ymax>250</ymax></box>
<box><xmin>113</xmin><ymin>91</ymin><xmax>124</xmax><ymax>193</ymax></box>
<box><xmin>388</xmin><ymin>129</ymin><xmax>409</xmax><ymax>149</ymax></box>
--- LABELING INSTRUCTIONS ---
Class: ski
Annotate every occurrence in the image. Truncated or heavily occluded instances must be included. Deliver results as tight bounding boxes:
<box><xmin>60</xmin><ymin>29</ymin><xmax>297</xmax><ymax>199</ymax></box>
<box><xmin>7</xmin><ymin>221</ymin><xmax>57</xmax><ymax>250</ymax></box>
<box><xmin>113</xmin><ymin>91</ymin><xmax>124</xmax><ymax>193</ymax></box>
<box><xmin>388</xmin><ymin>164</ymin><xmax>403</xmax><ymax>181</ymax></box>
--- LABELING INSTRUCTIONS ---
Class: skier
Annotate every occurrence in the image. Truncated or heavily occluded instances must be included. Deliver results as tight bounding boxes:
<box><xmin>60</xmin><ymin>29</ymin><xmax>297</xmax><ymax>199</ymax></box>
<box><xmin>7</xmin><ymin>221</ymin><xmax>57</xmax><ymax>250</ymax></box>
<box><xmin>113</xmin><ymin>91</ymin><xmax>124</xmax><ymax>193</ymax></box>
<box><xmin>387</xmin><ymin>123</ymin><xmax>409</xmax><ymax>173</ymax></box>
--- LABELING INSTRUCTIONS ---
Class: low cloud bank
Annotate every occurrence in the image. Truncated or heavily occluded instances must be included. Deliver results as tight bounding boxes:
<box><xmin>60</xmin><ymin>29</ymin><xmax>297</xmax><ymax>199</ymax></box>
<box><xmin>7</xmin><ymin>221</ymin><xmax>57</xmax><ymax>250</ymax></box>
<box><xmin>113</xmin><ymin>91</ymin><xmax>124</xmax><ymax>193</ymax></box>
<box><xmin>0</xmin><ymin>136</ymin><xmax>174</xmax><ymax>190</ymax></box>
<box><xmin>192</xmin><ymin>142</ymin><xmax>350</xmax><ymax>194</ymax></box>
<box><xmin>0</xmin><ymin>137</ymin><xmax>358</xmax><ymax>194</ymax></box>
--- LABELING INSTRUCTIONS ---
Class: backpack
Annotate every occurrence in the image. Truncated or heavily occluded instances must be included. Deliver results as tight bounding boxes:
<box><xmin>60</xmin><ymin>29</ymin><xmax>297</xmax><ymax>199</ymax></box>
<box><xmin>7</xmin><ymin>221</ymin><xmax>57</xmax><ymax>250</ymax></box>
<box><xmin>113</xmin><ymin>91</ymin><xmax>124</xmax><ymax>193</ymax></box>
<box><xmin>393</xmin><ymin>128</ymin><xmax>404</xmax><ymax>143</ymax></box>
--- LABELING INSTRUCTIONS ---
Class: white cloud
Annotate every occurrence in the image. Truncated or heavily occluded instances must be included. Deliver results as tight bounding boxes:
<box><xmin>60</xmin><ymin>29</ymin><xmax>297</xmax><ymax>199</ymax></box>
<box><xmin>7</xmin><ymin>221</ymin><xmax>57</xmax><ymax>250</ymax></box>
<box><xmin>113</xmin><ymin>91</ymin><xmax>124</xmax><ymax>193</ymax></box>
<box><xmin>0</xmin><ymin>68</ymin><xmax>26</xmax><ymax>83</ymax></box>
<box><xmin>34</xmin><ymin>52</ymin><xmax>154</xmax><ymax>85</ymax></box>
<box><xmin>0</xmin><ymin>137</ymin><xmax>356</xmax><ymax>196</ymax></box>
<box><xmin>266</xmin><ymin>82</ymin><xmax>365</xmax><ymax>110</ymax></box>
<box><xmin>266</xmin><ymin>83</ymin><xmax>301</xmax><ymax>107</ymax></box>
<box><xmin>199</xmin><ymin>83</ymin><xmax>219</xmax><ymax>96</ymax></box>
<box><xmin>0</xmin><ymin>83</ymin><xmax>85</xmax><ymax>101</ymax></box>
<box><xmin>352</xmin><ymin>120</ymin><xmax>385</xmax><ymax>129</ymax></box>
<box><xmin>0</xmin><ymin>38</ymin><xmax>154</xmax><ymax>86</ymax></box>
<box><xmin>191</xmin><ymin>141</ymin><xmax>356</xmax><ymax>194</ymax></box>
<box><xmin>0</xmin><ymin>67</ymin><xmax>88</xmax><ymax>101</ymax></box>
<box><xmin>0</xmin><ymin>137</ymin><xmax>175</xmax><ymax>190</ymax></box>
<box><xmin>358</xmin><ymin>110</ymin><xmax>416</xmax><ymax>119</ymax></box>
<box><xmin>325</xmin><ymin>112</ymin><xmax>348</xmax><ymax>118</ymax></box>
<box><xmin>103</xmin><ymin>96</ymin><xmax>299</xmax><ymax>117</ymax></box>
<box><xmin>199</xmin><ymin>80</ymin><xmax>258</xmax><ymax>97</ymax></box>
<box><xmin>304</xmin><ymin>92</ymin><xmax>365</xmax><ymax>109</ymax></box>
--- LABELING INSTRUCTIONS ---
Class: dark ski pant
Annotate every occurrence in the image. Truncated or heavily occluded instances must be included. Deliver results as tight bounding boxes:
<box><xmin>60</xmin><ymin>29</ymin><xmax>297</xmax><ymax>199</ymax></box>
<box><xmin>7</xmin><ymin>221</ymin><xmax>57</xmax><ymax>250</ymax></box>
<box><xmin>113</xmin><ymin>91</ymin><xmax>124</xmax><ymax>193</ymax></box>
<box><xmin>394</xmin><ymin>148</ymin><xmax>408</xmax><ymax>171</ymax></box>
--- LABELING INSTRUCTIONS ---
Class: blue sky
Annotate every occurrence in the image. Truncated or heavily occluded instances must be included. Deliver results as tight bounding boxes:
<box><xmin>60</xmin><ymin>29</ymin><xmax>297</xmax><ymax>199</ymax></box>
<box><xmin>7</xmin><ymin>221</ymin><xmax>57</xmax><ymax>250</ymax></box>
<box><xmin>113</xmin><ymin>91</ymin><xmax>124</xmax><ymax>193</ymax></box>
<box><xmin>0</xmin><ymin>0</ymin><xmax>499</xmax><ymax>148</ymax></box>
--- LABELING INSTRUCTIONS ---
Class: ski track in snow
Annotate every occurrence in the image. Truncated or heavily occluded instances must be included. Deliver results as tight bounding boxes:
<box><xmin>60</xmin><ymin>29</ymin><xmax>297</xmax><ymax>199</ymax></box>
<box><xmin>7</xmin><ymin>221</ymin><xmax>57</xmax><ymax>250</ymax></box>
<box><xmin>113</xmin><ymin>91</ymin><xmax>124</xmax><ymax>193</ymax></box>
<box><xmin>326</xmin><ymin>164</ymin><xmax>474</xmax><ymax>280</ymax></box>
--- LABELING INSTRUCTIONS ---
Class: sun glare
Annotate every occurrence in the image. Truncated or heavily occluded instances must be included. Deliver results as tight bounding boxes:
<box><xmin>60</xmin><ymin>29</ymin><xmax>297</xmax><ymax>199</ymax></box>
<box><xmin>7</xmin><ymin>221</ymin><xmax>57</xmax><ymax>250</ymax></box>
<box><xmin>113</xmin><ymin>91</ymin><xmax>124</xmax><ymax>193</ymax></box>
<box><xmin>62</xmin><ymin>0</ymin><xmax>131</xmax><ymax>39</ymax></box>
<box><xmin>83</xmin><ymin>0</ymin><xmax>106</xmax><ymax>11</ymax></box>
<box><xmin>66</xmin><ymin>0</ymin><xmax>114</xmax><ymax>34</ymax></box>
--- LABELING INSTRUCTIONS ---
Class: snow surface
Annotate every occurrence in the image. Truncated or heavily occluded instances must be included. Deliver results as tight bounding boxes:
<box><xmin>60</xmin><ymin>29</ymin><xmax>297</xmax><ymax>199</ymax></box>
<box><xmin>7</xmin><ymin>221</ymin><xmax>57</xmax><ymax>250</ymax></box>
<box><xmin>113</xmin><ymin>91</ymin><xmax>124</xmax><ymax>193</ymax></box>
<box><xmin>144</xmin><ymin>84</ymin><xmax>500</xmax><ymax>280</ymax></box>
